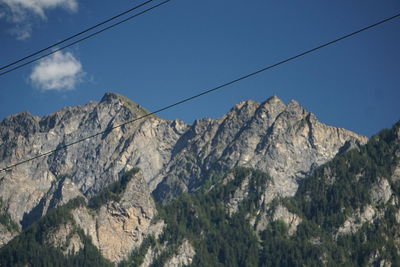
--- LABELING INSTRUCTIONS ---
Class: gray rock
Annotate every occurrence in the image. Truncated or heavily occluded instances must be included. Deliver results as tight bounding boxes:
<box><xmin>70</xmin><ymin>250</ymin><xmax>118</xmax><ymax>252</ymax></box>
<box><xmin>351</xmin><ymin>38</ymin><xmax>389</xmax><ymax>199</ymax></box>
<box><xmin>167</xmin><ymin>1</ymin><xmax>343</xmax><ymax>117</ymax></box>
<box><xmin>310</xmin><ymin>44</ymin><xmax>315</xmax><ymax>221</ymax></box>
<box><xmin>271</xmin><ymin>204</ymin><xmax>302</xmax><ymax>236</ymax></box>
<box><xmin>153</xmin><ymin>96</ymin><xmax>367</xmax><ymax>201</ymax></box>
<box><xmin>0</xmin><ymin>224</ymin><xmax>17</xmax><ymax>247</ymax></box>
<box><xmin>46</xmin><ymin>222</ymin><xmax>84</xmax><ymax>255</ymax></box>
<box><xmin>371</xmin><ymin>178</ymin><xmax>392</xmax><ymax>205</ymax></box>
<box><xmin>336</xmin><ymin>205</ymin><xmax>380</xmax><ymax>236</ymax></box>
<box><xmin>252</xmin><ymin>203</ymin><xmax>301</xmax><ymax>237</ymax></box>
<box><xmin>164</xmin><ymin>239</ymin><xmax>196</xmax><ymax>267</ymax></box>
<box><xmin>71</xmin><ymin>170</ymin><xmax>156</xmax><ymax>263</ymax></box>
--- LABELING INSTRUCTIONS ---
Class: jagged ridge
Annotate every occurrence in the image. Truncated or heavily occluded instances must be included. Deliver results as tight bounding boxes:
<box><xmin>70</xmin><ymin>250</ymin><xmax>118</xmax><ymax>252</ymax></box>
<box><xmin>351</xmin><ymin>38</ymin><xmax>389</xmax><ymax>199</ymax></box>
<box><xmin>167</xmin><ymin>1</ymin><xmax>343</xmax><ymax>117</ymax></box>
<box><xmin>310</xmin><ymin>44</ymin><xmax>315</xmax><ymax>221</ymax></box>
<box><xmin>153</xmin><ymin>96</ymin><xmax>367</xmax><ymax>201</ymax></box>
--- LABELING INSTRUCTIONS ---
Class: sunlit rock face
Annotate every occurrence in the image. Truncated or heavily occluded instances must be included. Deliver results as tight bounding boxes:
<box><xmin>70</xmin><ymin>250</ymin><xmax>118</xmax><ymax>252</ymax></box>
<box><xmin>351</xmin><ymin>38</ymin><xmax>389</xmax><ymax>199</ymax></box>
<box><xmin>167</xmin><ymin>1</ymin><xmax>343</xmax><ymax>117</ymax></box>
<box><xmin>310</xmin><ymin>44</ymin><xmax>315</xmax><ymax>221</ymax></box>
<box><xmin>153</xmin><ymin>95</ymin><xmax>367</xmax><ymax>201</ymax></box>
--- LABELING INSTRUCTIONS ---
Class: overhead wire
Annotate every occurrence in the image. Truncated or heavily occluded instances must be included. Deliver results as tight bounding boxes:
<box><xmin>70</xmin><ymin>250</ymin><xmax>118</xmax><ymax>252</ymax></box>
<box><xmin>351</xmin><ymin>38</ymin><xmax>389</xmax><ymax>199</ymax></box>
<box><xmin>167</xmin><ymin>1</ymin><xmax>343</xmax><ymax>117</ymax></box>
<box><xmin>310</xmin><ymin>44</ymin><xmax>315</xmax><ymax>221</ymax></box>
<box><xmin>0</xmin><ymin>0</ymin><xmax>172</xmax><ymax>77</ymax></box>
<box><xmin>0</xmin><ymin>11</ymin><xmax>399</xmax><ymax>173</ymax></box>
<box><xmin>0</xmin><ymin>0</ymin><xmax>157</xmax><ymax>72</ymax></box>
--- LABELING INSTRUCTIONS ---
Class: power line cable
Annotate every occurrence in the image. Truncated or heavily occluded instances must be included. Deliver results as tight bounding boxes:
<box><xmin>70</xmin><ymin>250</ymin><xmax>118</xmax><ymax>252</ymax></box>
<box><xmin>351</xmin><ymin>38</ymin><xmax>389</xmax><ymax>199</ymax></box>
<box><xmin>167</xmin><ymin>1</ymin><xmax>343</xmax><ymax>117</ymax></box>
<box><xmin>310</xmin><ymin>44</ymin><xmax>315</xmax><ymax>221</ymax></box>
<box><xmin>0</xmin><ymin>0</ymin><xmax>157</xmax><ymax>72</ymax></box>
<box><xmin>0</xmin><ymin>11</ymin><xmax>399</xmax><ymax>173</ymax></box>
<box><xmin>0</xmin><ymin>0</ymin><xmax>172</xmax><ymax>77</ymax></box>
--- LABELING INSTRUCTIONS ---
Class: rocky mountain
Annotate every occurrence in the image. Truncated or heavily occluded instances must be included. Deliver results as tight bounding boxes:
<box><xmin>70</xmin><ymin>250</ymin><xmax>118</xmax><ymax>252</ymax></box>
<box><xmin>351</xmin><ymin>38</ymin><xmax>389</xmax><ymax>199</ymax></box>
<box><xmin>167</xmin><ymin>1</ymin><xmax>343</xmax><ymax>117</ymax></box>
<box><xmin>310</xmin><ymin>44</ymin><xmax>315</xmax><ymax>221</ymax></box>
<box><xmin>0</xmin><ymin>92</ymin><xmax>372</xmax><ymax>265</ymax></box>
<box><xmin>153</xmin><ymin>96</ymin><xmax>367</xmax><ymax>201</ymax></box>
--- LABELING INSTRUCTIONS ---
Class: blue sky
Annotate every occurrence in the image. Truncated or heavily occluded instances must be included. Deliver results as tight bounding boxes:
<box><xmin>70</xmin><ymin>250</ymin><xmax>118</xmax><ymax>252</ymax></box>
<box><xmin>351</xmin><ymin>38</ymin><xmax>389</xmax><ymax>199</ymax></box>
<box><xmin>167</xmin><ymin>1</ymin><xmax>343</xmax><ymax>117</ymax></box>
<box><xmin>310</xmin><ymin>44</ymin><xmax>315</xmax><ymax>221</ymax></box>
<box><xmin>0</xmin><ymin>0</ymin><xmax>399</xmax><ymax>137</ymax></box>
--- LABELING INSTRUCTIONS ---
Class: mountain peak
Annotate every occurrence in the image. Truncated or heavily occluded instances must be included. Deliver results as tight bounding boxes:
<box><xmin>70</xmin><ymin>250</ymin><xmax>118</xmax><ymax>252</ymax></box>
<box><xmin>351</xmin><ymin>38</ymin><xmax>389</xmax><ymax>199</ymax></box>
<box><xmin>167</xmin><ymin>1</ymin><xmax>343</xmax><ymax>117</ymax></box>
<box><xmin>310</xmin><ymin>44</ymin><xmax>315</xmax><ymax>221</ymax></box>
<box><xmin>260</xmin><ymin>95</ymin><xmax>286</xmax><ymax>114</ymax></box>
<box><xmin>265</xmin><ymin>95</ymin><xmax>284</xmax><ymax>104</ymax></box>
<box><xmin>100</xmin><ymin>92</ymin><xmax>128</xmax><ymax>103</ymax></box>
<box><xmin>286</xmin><ymin>99</ymin><xmax>306</xmax><ymax>114</ymax></box>
<box><xmin>100</xmin><ymin>92</ymin><xmax>151</xmax><ymax>117</ymax></box>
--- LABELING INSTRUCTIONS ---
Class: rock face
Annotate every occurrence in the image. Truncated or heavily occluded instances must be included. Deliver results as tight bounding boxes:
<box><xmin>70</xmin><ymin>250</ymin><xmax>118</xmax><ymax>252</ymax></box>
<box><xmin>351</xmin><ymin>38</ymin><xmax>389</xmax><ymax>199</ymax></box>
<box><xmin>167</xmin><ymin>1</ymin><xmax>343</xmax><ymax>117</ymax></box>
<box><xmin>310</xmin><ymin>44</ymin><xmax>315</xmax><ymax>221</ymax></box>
<box><xmin>164</xmin><ymin>240</ymin><xmax>196</xmax><ymax>267</ymax></box>
<box><xmin>0</xmin><ymin>224</ymin><xmax>17</xmax><ymax>247</ymax></box>
<box><xmin>370</xmin><ymin>177</ymin><xmax>393</xmax><ymax>205</ymax></box>
<box><xmin>271</xmin><ymin>204</ymin><xmax>302</xmax><ymax>236</ymax></box>
<box><xmin>337</xmin><ymin>205</ymin><xmax>378</xmax><ymax>236</ymax></box>
<box><xmin>0</xmin><ymin>92</ymin><xmax>367</xmax><ymax>249</ymax></box>
<box><xmin>336</xmin><ymin>177</ymin><xmax>395</xmax><ymax>237</ymax></box>
<box><xmin>71</xmin><ymin>170</ymin><xmax>156</xmax><ymax>263</ymax></box>
<box><xmin>46</xmin><ymin>222</ymin><xmax>84</xmax><ymax>255</ymax></box>
<box><xmin>154</xmin><ymin>96</ymin><xmax>367</xmax><ymax>201</ymax></box>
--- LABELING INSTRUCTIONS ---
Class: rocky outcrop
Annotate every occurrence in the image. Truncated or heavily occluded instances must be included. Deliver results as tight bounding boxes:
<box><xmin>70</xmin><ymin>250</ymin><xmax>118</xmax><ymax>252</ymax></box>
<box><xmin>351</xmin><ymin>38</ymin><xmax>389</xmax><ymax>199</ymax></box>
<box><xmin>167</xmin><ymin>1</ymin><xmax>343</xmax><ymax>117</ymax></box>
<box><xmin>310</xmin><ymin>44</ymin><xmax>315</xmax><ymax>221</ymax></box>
<box><xmin>139</xmin><ymin>221</ymin><xmax>166</xmax><ymax>267</ymax></box>
<box><xmin>253</xmin><ymin>203</ymin><xmax>301</xmax><ymax>236</ymax></box>
<box><xmin>164</xmin><ymin>239</ymin><xmax>196</xmax><ymax>267</ymax></box>
<box><xmin>225</xmin><ymin>172</ymin><xmax>251</xmax><ymax>215</ymax></box>
<box><xmin>225</xmin><ymin>170</ymin><xmax>276</xmax><ymax>216</ymax></box>
<box><xmin>370</xmin><ymin>178</ymin><xmax>392</xmax><ymax>205</ymax></box>
<box><xmin>0</xmin><ymin>224</ymin><xmax>17</xmax><ymax>247</ymax></box>
<box><xmin>0</xmin><ymin>200</ymin><xmax>19</xmax><ymax>246</ymax></box>
<box><xmin>337</xmin><ymin>177</ymin><xmax>394</xmax><ymax>236</ymax></box>
<box><xmin>337</xmin><ymin>205</ymin><xmax>380</xmax><ymax>236</ymax></box>
<box><xmin>46</xmin><ymin>222</ymin><xmax>83</xmax><ymax>255</ymax></box>
<box><xmin>71</xmin><ymin>170</ymin><xmax>156</xmax><ymax>263</ymax></box>
<box><xmin>141</xmin><ymin>247</ymin><xmax>160</xmax><ymax>267</ymax></box>
<box><xmin>271</xmin><ymin>204</ymin><xmax>302</xmax><ymax>235</ymax></box>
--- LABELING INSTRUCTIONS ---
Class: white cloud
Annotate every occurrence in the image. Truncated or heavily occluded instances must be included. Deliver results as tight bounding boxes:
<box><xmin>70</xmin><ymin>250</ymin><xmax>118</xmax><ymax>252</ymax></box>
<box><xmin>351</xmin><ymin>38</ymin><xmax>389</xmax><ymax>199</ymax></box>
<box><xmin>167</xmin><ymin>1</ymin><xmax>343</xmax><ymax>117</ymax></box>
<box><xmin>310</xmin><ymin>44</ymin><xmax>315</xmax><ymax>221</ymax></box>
<box><xmin>30</xmin><ymin>51</ymin><xmax>84</xmax><ymax>91</ymax></box>
<box><xmin>0</xmin><ymin>0</ymin><xmax>78</xmax><ymax>39</ymax></box>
